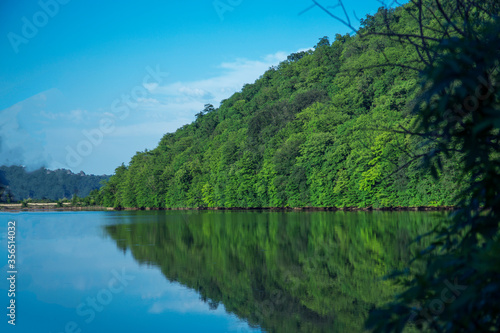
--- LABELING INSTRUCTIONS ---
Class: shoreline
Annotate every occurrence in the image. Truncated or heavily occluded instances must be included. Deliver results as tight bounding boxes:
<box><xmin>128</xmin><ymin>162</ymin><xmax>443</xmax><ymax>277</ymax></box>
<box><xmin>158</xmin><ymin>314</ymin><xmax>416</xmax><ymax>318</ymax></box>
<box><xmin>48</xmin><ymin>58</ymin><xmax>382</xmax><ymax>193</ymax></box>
<box><xmin>0</xmin><ymin>204</ymin><xmax>455</xmax><ymax>212</ymax></box>
<box><xmin>0</xmin><ymin>204</ymin><xmax>113</xmax><ymax>212</ymax></box>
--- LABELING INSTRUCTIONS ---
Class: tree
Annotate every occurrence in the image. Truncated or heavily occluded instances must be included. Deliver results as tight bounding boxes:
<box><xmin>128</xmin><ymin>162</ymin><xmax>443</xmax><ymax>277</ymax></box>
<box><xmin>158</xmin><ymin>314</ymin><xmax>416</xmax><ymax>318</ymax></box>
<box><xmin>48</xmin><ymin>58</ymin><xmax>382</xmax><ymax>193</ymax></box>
<box><xmin>315</xmin><ymin>36</ymin><xmax>330</xmax><ymax>48</ymax></box>
<box><xmin>0</xmin><ymin>181</ymin><xmax>4</xmax><ymax>202</ymax></box>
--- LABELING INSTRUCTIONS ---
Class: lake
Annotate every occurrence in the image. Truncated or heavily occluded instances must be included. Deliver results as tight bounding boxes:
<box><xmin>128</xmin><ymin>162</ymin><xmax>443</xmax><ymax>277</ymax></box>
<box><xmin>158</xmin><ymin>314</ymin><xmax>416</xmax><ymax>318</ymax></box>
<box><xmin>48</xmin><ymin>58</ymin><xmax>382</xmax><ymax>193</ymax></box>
<box><xmin>0</xmin><ymin>210</ymin><xmax>444</xmax><ymax>332</ymax></box>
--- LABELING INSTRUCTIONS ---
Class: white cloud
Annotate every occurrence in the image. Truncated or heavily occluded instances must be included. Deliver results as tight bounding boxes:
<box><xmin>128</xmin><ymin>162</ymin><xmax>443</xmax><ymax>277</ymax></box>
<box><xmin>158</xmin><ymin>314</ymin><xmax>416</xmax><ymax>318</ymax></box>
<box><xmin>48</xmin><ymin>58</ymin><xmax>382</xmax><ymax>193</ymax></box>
<box><xmin>145</xmin><ymin>50</ymin><xmax>293</xmax><ymax>115</ymax></box>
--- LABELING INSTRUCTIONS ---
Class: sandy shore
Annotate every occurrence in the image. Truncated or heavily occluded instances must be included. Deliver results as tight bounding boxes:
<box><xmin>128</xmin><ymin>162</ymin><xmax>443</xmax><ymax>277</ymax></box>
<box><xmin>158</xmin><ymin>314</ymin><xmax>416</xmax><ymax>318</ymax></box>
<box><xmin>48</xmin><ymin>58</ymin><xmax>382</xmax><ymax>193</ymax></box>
<box><xmin>0</xmin><ymin>203</ymin><xmax>112</xmax><ymax>212</ymax></box>
<box><xmin>0</xmin><ymin>203</ymin><xmax>455</xmax><ymax>212</ymax></box>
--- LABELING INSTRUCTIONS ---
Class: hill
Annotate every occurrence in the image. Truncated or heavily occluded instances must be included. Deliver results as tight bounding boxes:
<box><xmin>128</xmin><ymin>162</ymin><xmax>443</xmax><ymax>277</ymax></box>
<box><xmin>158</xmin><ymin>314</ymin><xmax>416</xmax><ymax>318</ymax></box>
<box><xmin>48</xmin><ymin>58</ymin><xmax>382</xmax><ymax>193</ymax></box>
<box><xmin>95</xmin><ymin>4</ymin><xmax>464</xmax><ymax>209</ymax></box>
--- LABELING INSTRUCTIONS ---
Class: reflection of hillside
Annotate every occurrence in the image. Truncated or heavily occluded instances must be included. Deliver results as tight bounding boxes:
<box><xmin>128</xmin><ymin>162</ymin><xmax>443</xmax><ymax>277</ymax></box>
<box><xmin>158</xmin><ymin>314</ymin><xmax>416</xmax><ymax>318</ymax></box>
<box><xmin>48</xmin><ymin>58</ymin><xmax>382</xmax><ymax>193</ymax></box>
<box><xmin>105</xmin><ymin>211</ymin><xmax>439</xmax><ymax>332</ymax></box>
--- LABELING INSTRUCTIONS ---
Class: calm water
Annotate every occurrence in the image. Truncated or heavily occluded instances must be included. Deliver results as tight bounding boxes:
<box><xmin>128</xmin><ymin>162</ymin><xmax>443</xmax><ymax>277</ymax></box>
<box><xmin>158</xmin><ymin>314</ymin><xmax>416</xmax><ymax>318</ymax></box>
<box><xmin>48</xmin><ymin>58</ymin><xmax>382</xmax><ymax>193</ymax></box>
<box><xmin>0</xmin><ymin>210</ymin><xmax>444</xmax><ymax>332</ymax></box>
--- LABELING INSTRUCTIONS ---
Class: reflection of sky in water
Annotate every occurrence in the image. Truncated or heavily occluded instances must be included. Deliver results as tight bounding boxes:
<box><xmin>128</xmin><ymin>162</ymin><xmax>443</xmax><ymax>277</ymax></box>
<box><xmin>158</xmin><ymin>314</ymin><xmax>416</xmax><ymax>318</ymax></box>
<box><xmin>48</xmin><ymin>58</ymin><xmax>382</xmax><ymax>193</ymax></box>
<box><xmin>0</xmin><ymin>212</ymin><xmax>260</xmax><ymax>332</ymax></box>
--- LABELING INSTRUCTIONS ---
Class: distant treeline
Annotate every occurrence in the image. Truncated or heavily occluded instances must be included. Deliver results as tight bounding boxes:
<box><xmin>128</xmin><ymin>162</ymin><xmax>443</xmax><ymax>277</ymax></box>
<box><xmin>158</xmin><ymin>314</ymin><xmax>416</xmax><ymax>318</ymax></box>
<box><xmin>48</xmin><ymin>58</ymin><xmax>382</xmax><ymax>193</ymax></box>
<box><xmin>0</xmin><ymin>165</ymin><xmax>109</xmax><ymax>202</ymax></box>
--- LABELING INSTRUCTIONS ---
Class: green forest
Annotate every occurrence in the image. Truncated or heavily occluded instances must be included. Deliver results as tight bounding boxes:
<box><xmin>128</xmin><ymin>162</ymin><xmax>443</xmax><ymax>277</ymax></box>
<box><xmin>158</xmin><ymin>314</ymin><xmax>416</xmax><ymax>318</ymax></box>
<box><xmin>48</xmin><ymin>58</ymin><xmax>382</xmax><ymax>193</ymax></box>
<box><xmin>94</xmin><ymin>3</ymin><xmax>468</xmax><ymax>209</ymax></box>
<box><xmin>0</xmin><ymin>165</ymin><xmax>109</xmax><ymax>202</ymax></box>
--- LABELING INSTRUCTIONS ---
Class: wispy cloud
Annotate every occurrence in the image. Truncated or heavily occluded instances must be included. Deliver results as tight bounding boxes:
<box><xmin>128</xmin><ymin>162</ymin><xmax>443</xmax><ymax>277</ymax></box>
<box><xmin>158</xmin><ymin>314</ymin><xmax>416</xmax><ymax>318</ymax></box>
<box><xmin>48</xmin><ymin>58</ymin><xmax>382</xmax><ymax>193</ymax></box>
<box><xmin>144</xmin><ymin>51</ymin><xmax>290</xmax><ymax>115</ymax></box>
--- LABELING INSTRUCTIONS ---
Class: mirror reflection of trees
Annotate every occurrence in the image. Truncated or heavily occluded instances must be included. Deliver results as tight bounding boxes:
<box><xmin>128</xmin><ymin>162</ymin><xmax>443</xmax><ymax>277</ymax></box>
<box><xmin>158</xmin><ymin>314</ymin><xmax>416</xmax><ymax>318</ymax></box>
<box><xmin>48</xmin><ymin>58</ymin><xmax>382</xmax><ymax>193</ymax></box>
<box><xmin>105</xmin><ymin>211</ymin><xmax>439</xmax><ymax>332</ymax></box>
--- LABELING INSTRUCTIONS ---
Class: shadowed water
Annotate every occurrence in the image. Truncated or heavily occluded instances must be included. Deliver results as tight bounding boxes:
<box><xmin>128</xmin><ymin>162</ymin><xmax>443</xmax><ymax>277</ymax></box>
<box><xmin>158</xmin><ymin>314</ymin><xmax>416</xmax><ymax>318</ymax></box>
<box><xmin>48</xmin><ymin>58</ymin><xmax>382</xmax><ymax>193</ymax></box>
<box><xmin>0</xmin><ymin>210</ymin><xmax>443</xmax><ymax>332</ymax></box>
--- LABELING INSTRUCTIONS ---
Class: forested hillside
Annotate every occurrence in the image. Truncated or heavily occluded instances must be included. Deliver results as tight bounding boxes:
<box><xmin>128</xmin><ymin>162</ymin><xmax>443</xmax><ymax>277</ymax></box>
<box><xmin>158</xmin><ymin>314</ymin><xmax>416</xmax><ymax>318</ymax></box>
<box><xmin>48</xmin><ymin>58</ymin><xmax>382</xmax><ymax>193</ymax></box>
<box><xmin>96</xmin><ymin>3</ymin><xmax>464</xmax><ymax>209</ymax></box>
<box><xmin>0</xmin><ymin>165</ymin><xmax>109</xmax><ymax>201</ymax></box>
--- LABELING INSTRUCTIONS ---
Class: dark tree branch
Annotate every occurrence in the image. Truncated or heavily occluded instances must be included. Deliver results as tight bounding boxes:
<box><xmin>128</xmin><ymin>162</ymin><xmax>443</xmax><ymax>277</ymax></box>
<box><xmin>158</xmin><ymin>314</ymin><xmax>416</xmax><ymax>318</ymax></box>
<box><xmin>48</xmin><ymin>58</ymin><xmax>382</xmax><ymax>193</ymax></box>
<box><xmin>435</xmin><ymin>0</ymin><xmax>466</xmax><ymax>36</ymax></box>
<box><xmin>310</xmin><ymin>0</ymin><xmax>358</xmax><ymax>33</ymax></box>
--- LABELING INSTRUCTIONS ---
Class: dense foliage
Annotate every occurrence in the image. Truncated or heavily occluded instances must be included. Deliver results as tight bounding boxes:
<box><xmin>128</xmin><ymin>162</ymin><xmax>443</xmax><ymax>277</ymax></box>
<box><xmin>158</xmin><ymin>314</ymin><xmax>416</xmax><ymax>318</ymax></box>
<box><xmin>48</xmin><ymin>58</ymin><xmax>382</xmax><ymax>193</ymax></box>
<box><xmin>363</xmin><ymin>0</ymin><xmax>500</xmax><ymax>332</ymax></box>
<box><xmin>0</xmin><ymin>165</ymin><xmax>109</xmax><ymax>202</ymax></box>
<box><xmin>96</xmin><ymin>5</ymin><xmax>466</xmax><ymax>209</ymax></box>
<box><xmin>105</xmin><ymin>210</ymin><xmax>439</xmax><ymax>333</ymax></box>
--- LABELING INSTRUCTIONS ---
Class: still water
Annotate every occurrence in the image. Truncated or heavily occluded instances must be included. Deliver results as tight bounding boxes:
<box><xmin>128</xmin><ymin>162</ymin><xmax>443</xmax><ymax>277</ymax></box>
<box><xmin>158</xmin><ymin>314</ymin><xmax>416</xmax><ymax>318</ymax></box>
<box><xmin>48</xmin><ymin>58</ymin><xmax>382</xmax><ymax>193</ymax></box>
<box><xmin>0</xmin><ymin>210</ymin><xmax>443</xmax><ymax>332</ymax></box>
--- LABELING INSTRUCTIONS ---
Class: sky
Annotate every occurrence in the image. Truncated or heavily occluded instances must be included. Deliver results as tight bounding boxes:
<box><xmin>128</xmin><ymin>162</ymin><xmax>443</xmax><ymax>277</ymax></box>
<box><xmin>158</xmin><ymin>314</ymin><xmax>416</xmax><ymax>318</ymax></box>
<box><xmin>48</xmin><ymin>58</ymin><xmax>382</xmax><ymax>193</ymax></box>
<box><xmin>0</xmin><ymin>0</ymin><xmax>386</xmax><ymax>175</ymax></box>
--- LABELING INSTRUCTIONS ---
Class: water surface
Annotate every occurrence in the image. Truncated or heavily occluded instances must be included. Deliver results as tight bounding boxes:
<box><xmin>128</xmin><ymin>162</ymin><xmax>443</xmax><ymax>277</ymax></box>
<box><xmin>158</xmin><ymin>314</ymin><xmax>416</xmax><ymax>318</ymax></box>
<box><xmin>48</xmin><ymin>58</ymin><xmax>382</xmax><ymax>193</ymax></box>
<box><xmin>0</xmin><ymin>210</ymin><xmax>443</xmax><ymax>332</ymax></box>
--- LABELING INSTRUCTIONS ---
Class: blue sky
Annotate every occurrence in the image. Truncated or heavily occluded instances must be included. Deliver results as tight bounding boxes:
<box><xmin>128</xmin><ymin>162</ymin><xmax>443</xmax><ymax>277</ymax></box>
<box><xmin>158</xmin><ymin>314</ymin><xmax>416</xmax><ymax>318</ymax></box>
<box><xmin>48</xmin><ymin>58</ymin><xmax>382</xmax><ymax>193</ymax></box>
<box><xmin>0</xmin><ymin>0</ymin><xmax>386</xmax><ymax>175</ymax></box>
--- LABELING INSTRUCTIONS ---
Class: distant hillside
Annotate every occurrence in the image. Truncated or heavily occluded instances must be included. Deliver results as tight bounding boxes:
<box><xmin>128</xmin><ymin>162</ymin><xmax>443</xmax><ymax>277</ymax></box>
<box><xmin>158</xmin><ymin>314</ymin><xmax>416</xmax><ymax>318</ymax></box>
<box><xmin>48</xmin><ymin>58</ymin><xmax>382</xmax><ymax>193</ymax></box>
<box><xmin>0</xmin><ymin>165</ymin><xmax>109</xmax><ymax>202</ymax></box>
